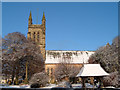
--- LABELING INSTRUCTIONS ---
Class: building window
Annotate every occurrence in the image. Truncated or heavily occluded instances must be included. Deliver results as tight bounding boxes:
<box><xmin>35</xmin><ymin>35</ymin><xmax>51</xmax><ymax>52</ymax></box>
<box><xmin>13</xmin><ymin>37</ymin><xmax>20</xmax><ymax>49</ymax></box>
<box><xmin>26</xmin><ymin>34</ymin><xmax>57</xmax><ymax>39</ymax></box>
<box><xmin>37</xmin><ymin>32</ymin><xmax>39</xmax><ymax>42</ymax></box>
<box><xmin>47</xmin><ymin>68</ymin><xmax>49</xmax><ymax>75</ymax></box>
<box><xmin>86</xmin><ymin>52</ymin><xmax>88</xmax><ymax>55</ymax></box>
<box><xmin>51</xmin><ymin>68</ymin><xmax>53</xmax><ymax>75</ymax></box>
<box><xmin>29</xmin><ymin>32</ymin><xmax>31</xmax><ymax>39</ymax></box>
<box><xmin>33</xmin><ymin>32</ymin><xmax>35</xmax><ymax>41</ymax></box>
<box><xmin>28</xmin><ymin>32</ymin><xmax>31</xmax><ymax>40</ymax></box>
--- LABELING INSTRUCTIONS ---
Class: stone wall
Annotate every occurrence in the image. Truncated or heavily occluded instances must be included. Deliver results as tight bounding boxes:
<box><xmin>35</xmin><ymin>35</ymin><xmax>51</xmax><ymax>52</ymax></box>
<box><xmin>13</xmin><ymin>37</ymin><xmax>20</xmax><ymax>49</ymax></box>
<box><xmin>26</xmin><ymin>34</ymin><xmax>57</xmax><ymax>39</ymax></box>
<box><xmin>27</xmin><ymin>24</ymin><xmax>46</xmax><ymax>60</ymax></box>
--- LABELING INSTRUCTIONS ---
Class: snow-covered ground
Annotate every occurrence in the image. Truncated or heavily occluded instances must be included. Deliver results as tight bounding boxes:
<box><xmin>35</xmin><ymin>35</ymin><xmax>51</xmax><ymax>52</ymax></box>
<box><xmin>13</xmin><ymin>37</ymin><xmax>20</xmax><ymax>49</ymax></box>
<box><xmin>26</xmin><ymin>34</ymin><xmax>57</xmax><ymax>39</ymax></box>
<box><xmin>0</xmin><ymin>85</ymin><xmax>30</xmax><ymax>88</ymax></box>
<box><xmin>43</xmin><ymin>84</ymin><xmax>57</xmax><ymax>88</ymax></box>
<box><xmin>0</xmin><ymin>84</ymin><xmax>119</xmax><ymax>89</ymax></box>
<box><xmin>44</xmin><ymin>83</ymin><xmax>93</xmax><ymax>88</ymax></box>
<box><xmin>72</xmin><ymin>83</ymin><xmax>94</xmax><ymax>88</ymax></box>
<box><xmin>72</xmin><ymin>84</ymin><xmax>82</xmax><ymax>88</ymax></box>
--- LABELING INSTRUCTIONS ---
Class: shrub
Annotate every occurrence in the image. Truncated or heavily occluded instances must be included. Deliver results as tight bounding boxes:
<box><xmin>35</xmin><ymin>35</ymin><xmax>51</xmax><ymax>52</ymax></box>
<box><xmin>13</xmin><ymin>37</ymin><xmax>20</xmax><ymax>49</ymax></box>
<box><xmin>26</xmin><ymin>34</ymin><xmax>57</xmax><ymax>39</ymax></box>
<box><xmin>29</xmin><ymin>72</ymin><xmax>49</xmax><ymax>87</ymax></box>
<box><xmin>103</xmin><ymin>71</ymin><xmax>119</xmax><ymax>87</ymax></box>
<box><xmin>30</xmin><ymin>83</ymin><xmax>40</xmax><ymax>88</ymax></box>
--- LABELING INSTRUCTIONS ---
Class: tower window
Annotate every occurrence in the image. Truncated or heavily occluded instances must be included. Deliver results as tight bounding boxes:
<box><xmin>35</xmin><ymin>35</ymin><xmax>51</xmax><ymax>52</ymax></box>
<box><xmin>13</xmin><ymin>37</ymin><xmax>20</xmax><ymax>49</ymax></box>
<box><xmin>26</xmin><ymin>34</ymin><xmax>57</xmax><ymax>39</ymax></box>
<box><xmin>37</xmin><ymin>32</ymin><xmax>39</xmax><ymax>42</ymax></box>
<box><xmin>29</xmin><ymin>33</ymin><xmax>31</xmax><ymax>39</ymax></box>
<box><xmin>28</xmin><ymin>32</ymin><xmax>31</xmax><ymax>40</ymax></box>
<box><xmin>33</xmin><ymin>32</ymin><xmax>35</xmax><ymax>41</ymax></box>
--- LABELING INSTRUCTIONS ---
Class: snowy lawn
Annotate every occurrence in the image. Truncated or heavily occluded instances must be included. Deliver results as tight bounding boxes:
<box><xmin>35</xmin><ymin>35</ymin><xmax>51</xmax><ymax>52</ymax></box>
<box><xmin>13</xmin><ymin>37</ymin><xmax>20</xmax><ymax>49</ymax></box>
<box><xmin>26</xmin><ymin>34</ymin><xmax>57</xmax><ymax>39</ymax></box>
<box><xmin>72</xmin><ymin>83</ymin><xmax>94</xmax><ymax>88</ymax></box>
<box><xmin>0</xmin><ymin>85</ymin><xmax>30</xmax><ymax>88</ymax></box>
<box><xmin>43</xmin><ymin>84</ymin><xmax>57</xmax><ymax>88</ymax></box>
<box><xmin>72</xmin><ymin>84</ymin><xmax>82</xmax><ymax>88</ymax></box>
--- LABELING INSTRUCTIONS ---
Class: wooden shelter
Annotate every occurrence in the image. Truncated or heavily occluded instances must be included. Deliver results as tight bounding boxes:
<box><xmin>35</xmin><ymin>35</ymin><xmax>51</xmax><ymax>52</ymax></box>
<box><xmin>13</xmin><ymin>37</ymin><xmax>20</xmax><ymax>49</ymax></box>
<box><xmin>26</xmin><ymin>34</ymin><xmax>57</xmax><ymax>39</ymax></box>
<box><xmin>76</xmin><ymin>64</ymin><xmax>109</xmax><ymax>88</ymax></box>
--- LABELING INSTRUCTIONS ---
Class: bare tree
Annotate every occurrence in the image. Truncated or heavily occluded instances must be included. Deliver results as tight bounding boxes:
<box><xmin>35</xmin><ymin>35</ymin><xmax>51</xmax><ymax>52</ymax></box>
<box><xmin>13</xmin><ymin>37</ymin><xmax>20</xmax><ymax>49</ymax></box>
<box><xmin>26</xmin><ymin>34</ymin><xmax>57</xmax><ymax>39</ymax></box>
<box><xmin>2</xmin><ymin>32</ymin><xmax>44</xmax><ymax>84</ymax></box>
<box><xmin>54</xmin><ymin>59</ymin><xmax>81</xmax><ymax>82</ymax></box>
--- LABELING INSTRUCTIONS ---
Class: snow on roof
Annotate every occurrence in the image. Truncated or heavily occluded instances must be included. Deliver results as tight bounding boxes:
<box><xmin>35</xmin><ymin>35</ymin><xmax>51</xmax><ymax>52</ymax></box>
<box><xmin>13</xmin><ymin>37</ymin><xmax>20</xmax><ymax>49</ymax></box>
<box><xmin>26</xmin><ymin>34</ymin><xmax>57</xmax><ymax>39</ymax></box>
<box><xmin>45</xmin><ymin>50</ymin><xmax>95</xmax><ymax>64</ymax></box>
<box><xmin>76</xmin><ymin>64</ymin><xmax>109</xmax><ymax>77</ymax></box>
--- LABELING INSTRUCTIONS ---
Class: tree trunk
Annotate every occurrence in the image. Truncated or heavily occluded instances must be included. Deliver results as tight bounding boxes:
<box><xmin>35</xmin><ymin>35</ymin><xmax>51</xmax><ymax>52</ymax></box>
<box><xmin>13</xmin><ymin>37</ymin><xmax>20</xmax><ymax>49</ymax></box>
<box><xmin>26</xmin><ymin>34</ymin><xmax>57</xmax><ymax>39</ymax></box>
<box><xmin>11</xmin><ymin>64</ymin><xmax>15</xmax><ymax>84</ymax></box>
<box><xmin>11</xmin><ymin>71</ymin><xmax>15</xmax><ymax>84</ymax></box>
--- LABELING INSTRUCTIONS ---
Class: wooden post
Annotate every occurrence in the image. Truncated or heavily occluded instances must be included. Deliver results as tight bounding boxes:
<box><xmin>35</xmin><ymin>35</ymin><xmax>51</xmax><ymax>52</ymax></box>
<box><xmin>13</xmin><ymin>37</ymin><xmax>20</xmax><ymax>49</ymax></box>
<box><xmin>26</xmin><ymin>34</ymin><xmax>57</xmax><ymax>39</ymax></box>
<box><xmin>24</xmin><ymin>61</ymin><xmax>28</xmax><ymax>84</ymax></box>
<box><xmin>90</xmin><ymin>77</ymin><xmax>94</xmax><ymax>89</ymax></box>
<box><xmin>99</xmin><ymin>77</ymin><xmax>104</xmax><ymax>88</ymax></box>
<box><xmin>82</xmin><ymin>77</ymin><xmax>86</xmax><ymax>90</ymax></box>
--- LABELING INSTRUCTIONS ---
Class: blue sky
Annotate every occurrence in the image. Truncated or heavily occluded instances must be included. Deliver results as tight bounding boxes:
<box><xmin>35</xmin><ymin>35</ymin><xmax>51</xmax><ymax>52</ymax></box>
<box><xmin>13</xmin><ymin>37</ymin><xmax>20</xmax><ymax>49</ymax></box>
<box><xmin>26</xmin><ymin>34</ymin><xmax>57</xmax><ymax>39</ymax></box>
<box><xmin>2</xmin><ymin>2</ymin><xmax>118</xmax><ymax>51</ymax></box>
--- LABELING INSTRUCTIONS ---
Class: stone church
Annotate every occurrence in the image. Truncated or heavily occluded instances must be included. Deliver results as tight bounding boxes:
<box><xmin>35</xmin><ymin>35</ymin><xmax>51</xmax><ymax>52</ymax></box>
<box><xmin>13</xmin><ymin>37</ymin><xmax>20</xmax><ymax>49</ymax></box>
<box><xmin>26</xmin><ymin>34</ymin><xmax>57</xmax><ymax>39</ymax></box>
<box><xmin>27</xmin><ymin>11</ymin><xmax>95</xmax><ymax>81</ymax></box>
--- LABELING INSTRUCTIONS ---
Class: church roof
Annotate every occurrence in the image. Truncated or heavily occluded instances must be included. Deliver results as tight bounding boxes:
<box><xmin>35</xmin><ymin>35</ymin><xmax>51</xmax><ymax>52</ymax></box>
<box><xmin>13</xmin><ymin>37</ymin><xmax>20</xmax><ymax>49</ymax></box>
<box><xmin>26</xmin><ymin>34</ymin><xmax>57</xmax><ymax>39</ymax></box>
<box><xmin>45</xmin><ymin>50</ymin><xmax>95</xmax><ymax>64</ymax></box>
<box><xmin>76</xmin><ymin>64</ymin><xmax>109</xmax><ymax>77</ymax></box>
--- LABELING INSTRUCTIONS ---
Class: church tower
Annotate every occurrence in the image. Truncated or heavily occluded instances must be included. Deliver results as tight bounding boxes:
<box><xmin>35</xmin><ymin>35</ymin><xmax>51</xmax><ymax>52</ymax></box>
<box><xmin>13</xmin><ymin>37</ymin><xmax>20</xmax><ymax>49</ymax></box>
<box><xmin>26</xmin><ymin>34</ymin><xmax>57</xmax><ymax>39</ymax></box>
<box><xmin>27</xmin><ymin>11</ymin><xmax>46</xmax><ymax>60</ymax></box>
